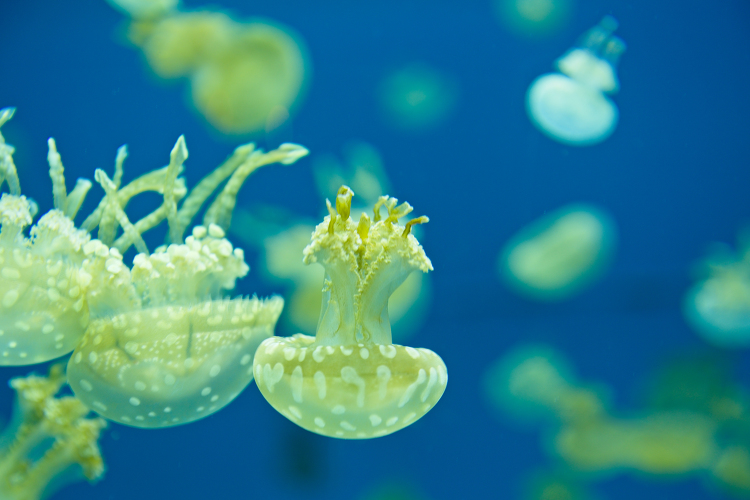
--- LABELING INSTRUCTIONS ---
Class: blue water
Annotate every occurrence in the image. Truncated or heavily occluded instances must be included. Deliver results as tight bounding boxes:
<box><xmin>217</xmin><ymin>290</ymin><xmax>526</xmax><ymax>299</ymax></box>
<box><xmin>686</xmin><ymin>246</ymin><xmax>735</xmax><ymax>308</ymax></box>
<box><xmin>1</xmin><ymin>0</ymin><xmax>749</xmax><ymax>499</ymax></box>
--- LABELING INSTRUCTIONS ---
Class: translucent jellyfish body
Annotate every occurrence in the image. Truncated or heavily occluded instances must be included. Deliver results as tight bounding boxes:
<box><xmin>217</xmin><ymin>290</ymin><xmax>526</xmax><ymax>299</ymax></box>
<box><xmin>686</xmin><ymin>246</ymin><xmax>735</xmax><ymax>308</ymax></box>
<box><xmin>683</xmin><ymin>234</ymin><xmax>750</xmax><ymax>348</ymax></box>
<box><xmin>499</xmin><ymin>204</ymin><xmax>617</xmax><ymax>301</ymax></box>
<box><xmin>253</xmin><ymin>188</ymin><xmax>447</xmax><ymax>439</ymax></box>
<box><xmin>526</xmin><ymin>16</ymin><xmax>626</xmax><ymax>145</ymax></box>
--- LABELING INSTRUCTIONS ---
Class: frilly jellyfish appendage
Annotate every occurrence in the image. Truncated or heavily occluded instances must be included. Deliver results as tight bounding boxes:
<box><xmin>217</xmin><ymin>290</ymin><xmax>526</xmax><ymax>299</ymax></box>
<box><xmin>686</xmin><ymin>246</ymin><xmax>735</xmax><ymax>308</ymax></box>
<box><xmin>683</xmin><ymin>236</ymin><xmax>750</xmax><ymax>348</ymax></box>
<box><xmin>526</xmin><ymin>16</ymin><xmax>626</xmax><ymax>146</ymax></box>
<box><xmin>499</xmin><ymin>204</ymin><xmax>617</xmax><ymax>301</ymax></box>
<box><xmin>253</xmin><ymin>187</ymin><xmax>447</xmax><ymax>439</ymax></box>
<box><xmin>0</xmin><ymin>364</ymin><xmax>107</xmax><ymax>500</ymax></box>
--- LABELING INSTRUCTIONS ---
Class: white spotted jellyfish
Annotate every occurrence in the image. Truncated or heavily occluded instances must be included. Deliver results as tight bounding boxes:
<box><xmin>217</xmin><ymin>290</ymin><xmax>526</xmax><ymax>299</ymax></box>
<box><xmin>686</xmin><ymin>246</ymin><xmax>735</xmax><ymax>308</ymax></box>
<box><xmin>64</xmin><ymin>134</ymin><xmax>308</xmax><ymax>428</ymax></box>
<box><xmin>253</xmin><ymin>186</ymin><xmax>447</xmax><ymax>439</ymax></box>
<box><xmin>526</xmin><ymin>16</ymin><xmax>626</xmax><ymax>146</ymax></box>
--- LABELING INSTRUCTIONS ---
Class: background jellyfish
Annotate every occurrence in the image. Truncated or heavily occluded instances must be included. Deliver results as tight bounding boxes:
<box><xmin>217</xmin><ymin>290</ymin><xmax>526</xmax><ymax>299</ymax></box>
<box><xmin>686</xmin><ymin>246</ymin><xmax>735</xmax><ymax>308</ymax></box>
<box><xmin>498</xmin><ymin>203</ymin><xmax>617</xmax><ymax>301</ymax></box>
<box><xmin>378</xmin><ymin>63</ymin><xmax>459</xmax><ymax>132</ymax></box>
<box><xmin>108</xmin><ymin>0</ymin><xmax>310</xmax><ymax>135</ymax></box>
<box><xmin>485</xmin><ymin>344</ymin><xmax>750</xmax><ymax>496</ymax></box>
<box><xmin>526</xmin><ymin>16</ymin><xmax>626</xmax><ymax>146</ymax></box>
<box><xmin>683</xmin><ymin>229</ymin><xmax>750</xmax><ymax>348</ymax></box>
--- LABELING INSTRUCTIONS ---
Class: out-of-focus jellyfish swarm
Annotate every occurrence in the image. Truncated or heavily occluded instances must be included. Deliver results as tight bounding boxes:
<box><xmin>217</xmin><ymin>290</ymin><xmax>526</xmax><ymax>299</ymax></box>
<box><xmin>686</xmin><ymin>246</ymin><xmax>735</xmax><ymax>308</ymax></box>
<box><xmin>526</xmin><ymin>16</ymin><xmax>626</xmax><ymax>146</ymax></box>
<box><xmin>485</xmin><ymin>345</ymin><xmax>750</xmax><ymax>493</ymax></box>
<box><xmin>66</xmin><ymin>136</ymin><xmax>308</xmax><ymax>428</ymax></box>
<box><xmin>253</xmin><ymin>187</ymin><xmax>447</xmax><ymax>439</ymax></box>
<box><xmin>230</xmin><ymin>142</ymin><xmax>431</xmax><ymax>341</ymax></box>
<box><xmin>108</xmin><ymin>0</ymin><xmax>309</xmax><ymax>135</ymax></box>
<box><xmin>498</xmin><ymin>204</ymin><xmax>617</xmax><ymax>301</ymax></box>
<box><xmin>494</xmin><ymin>0</ymin><xmax>572</xmax><ymax>39</ymax></box>
<box><xmin>646</xmin><ymin>353</ymin><xmax>750</xmax><ymax>495</ymax></box>
<box><xmin>683</xmin><ymin>230</ymin><xmax>750</xmax><ymax>348</ymax></box>
<box><xmin>0</xmin><ymin>365</ymin><xmax>106</xmax><ymax>500</ymax></box>
<box><xmin>379</xmin><ymin>63</ymin><xmax>459</xmax><ymax>132</ymax></box>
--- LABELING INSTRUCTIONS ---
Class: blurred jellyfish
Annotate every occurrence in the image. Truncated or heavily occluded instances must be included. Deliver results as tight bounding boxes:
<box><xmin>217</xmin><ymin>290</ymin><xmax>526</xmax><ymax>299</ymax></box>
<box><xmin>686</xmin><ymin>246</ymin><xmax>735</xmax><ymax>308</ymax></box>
<box><xmin>379</xmin><ymin>63</ymin><xmax>459</xmax><ymax>132</ymax></box>
<box><xmin>109</xmin><ymin>2</ymin><xmax>309</xmax><ymax>135</ymax></box>
<box><xmin>495</xmin><ymin>0</ymin><xmax>572</xmax><ymax>39</ymax></box>
<box><xmin>498</xmin><ymin>204</ymin><xmax>617</xmax><ymax>301</ymax></box>
<box><xmin>526</xmin><ymin>16</ymin><xmax>626</xmax><ymax>145</ymax></box>
<box><xmin>484</xmin><ymin>344</ymin><xmax>607</xmax><ymax>424</ymax></box>
<box><xmin>683</xmin><ymin>231</ymin><xmax>750</xmax><ymax>348</ymax></box>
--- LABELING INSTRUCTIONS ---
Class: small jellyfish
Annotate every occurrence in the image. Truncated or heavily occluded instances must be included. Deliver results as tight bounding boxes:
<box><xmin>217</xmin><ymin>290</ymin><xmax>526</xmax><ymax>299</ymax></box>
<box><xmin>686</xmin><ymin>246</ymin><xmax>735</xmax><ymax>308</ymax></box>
<box><xmin>498</xmin><ymin>204</ymin><xmax>617</xmax><ymax>301</ymax></box>
<box><xmin>253</xmin><ymin>187</ymin><xmax>447</xmax><ymax>439</ymax></box>
<box><xmin>683</xmin><ymin>232</ymin><xmax>750</xmax><ymax>348</ymax></box>
<box><xmin>379</xmin><ymin>63</ymin><xmax>459</xmax><ymax>132</ymax></box>
<box><xmin>526</xmin><ymin>16</ymin><xmax>626</xmax><ymax>145</ymax></box>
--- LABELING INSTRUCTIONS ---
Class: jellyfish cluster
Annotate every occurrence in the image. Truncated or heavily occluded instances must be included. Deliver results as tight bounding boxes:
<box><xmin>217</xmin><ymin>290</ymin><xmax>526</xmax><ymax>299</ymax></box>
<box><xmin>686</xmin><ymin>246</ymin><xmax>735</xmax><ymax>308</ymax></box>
<box><xmin>485</xmin><ymin>345</ymin><xmax>750</xmax><ymax>496</ymax></box>
<box><xmin>526</xmin><ymin>16</ymin><xmax>626</xmax><ymax>146</ymax></box>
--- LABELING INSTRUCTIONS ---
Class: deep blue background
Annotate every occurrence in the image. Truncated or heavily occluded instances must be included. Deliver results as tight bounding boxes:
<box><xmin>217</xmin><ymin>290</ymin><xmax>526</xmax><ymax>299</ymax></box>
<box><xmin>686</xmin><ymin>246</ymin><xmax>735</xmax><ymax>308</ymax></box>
<box><xmin>1</xmin><ymin>0</ymin><xmax>749</xmax><ymax>499</ymax></box>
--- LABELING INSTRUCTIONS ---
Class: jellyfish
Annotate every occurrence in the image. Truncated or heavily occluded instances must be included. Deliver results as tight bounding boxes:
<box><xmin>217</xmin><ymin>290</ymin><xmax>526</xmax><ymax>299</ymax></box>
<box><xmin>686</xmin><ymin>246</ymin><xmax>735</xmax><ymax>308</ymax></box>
<box><xmin>253</xmin><ymin>187</ymin><xmax>447</xmax><ymax>439</ymax></box>
<box><xmin>379</xmin><ymin>63</ymin><xmax>459</xmax><ymax>132</ymax></box>
<box><xmin>498</xmin><ymin>204</ymin><xmax>617</xmax><ymax>301</ymax></box>
<box><xmin>111</xmin><ymin>2</ymin><xmax>310</xmax><ymax>135</ymax></box>
<box><xmin>65</xmin><ymin>137</ymin><xmax>309</xmax><ymax>428</ymax></box>
<box><xmin>526</xmin><ymin>16</ymin><xmax>626</xmax><ymax>146</ymax></box>
<box><xmin>683</xmin><ymin>231</ymin><xmax>750</xmax><ymax>348</ymax></box>
<box><xmin>484</xmin><ymin>344</ymin><xmax>605</xmax><ymax>424</ymax></box>
<box><xmin>0</xmin><ymin>364</ymin><xmax>106</xmax><ymax>500</ymax></box>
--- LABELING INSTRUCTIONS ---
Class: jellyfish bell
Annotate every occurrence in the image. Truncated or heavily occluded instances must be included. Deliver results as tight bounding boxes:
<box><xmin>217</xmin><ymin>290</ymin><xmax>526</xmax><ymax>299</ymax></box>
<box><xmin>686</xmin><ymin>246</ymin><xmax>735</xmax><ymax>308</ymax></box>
<box><xmin>526</xmin><ymin>16</ymin><xmax>626</xmax><ymax>146</ymax></box>
<box><xmin>527</xmin><ymin>73</ymin><xmax>618</xmax><ymax>146</ymax></box>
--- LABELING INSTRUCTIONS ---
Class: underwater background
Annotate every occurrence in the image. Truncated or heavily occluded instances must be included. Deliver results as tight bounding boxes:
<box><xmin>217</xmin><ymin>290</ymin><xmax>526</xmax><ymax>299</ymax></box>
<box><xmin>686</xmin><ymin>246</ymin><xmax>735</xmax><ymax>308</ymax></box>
<box><xmin>1</xmin><ymin>0</ymin><xmax>750</xmax><ymax>499</ymax></box>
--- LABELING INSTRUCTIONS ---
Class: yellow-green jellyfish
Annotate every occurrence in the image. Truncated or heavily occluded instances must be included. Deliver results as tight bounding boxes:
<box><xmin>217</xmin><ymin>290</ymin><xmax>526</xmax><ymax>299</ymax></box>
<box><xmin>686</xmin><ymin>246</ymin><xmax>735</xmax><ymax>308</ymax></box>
<box><xmin>683</xmin><ymin>231</ymin><xmax>750</xmax><ymax>348</ymax></box>
<box><xmin>526</xmin><ymin>16</ymin><xmax>626</xmax><ymax>145</ymax></box>
<box><xmin>253</xmin><ymin>187</ymin><xmax>447</xmax><ymax>439</ymax></box>
<box><xmin>498</xmin><ymin>203</ymin><xmax>617</xmax><ymax>301</ymax></box>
